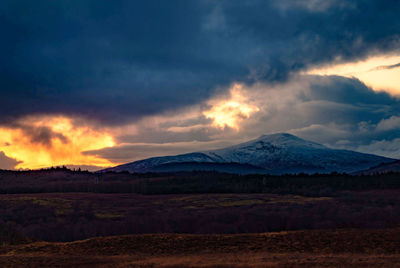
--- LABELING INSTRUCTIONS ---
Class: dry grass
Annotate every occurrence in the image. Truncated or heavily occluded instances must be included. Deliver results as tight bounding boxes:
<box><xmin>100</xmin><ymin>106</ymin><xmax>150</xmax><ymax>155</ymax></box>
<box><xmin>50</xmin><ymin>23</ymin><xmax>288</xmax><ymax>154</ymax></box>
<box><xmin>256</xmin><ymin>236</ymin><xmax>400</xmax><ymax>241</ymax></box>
<box><xmin>1</xmin><ymin>191</ymin><xmax>400</xmax><ymax>241</ymax></box>
<box><xmin>1</xmin><ymin>253</ymin><xmax>400</xmax><ymax>267</ymax></box>
<box><xmin>169</xmin><ymin>194</ymin><xmax>331</xmax><ymax>209</ymax></box>
<box><xmin>1</xmin><ymin>228</ymin><xmax>400</xmax><ymax>267</ymax></box>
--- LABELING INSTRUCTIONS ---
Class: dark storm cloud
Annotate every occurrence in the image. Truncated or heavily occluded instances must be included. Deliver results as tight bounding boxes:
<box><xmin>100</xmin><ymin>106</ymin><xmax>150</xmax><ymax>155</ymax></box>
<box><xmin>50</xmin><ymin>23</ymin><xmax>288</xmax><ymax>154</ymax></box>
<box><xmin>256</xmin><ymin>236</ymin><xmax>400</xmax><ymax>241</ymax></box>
<box><xmin>303</xmin><ymin>76</ymin><xmax>399</xmax><ymax>125</ymax></box>
<box><xmin>1</xmin><ymin>0</ymin><xmax>399</xmax><ymax>125</ymax></box>
<box><xmin>371</xmin><ymin>62</ymin><xmax>400</xmax><ymax>71</ymax></box>
<box><xmin>21</xmin><ymin>126</ymin><xmax>69</xmax><ymax>147</ymax></box>
<box><xmin>0</xmin><ymin>151</ymin><xmax>22</xmax><ymax>170</ymax></box>
<box><xmin>7</xmin><ymin>123</ymin><xmax>69</xmax><ymax>147</ymax></box>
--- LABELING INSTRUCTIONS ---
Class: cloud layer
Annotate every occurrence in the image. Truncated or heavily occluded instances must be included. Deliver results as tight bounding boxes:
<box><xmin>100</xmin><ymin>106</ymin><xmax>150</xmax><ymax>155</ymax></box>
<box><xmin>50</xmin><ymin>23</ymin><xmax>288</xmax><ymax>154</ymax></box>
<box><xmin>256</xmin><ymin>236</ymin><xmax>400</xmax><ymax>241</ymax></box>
<box><xmin>1</xmin><ymin>0</ymin><xmax>399</xmax><ymax>126</ymax></box>
<box><xmin>84</xmin><ymin>75</ymin><xmax>400</xmax><ymax>163</ymax></box>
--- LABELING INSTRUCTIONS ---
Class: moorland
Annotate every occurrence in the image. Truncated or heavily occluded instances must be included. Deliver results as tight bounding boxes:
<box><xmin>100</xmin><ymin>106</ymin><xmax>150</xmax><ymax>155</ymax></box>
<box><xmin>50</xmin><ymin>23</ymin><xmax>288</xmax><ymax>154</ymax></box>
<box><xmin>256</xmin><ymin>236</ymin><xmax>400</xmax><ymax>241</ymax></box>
<box><xmin>1</xmin><ymin>168</ymin><xmax>400</xmax><ymax>267</ymax></box>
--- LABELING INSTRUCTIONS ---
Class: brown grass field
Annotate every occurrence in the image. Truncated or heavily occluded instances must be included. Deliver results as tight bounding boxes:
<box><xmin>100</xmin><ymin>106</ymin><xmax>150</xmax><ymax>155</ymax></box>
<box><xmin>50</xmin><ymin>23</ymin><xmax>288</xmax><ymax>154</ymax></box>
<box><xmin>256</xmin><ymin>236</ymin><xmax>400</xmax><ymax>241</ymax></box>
<box><xmin>2</xmin><ymin>190</ymin><xmax>400</xmax><ymax>242</ymax></box>
<box><xmin>1</xmin><ymin>228</ymin><xmax>400</xmax><ymax>267</ymax></box>
<box><xmin>1</xmin><ymin>171</ymin><xmax>400</xmax><ymax>267</ymax></box>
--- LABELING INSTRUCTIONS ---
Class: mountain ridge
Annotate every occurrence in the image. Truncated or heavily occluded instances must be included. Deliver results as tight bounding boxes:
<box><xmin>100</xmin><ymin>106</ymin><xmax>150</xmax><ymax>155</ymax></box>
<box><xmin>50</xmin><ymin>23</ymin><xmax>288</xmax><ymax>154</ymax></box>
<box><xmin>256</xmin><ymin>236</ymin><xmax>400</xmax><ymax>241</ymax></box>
<box><xmin>355</xmin><ymin>160</ymin><xmax>400</xmax><ymax>175</ymax></box>
<box><xmin>101</xmin><ymin>133</ymin><xmax>395</xmax><ymax>174</ymax></box>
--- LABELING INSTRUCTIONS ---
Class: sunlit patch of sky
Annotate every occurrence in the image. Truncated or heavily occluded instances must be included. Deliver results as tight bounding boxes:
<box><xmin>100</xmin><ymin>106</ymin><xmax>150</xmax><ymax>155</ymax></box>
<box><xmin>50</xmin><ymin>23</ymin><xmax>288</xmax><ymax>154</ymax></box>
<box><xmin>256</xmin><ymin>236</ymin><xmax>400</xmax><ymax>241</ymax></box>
<box><xmin>0</xmin><ymin>116</ymin><xmax>116</xmax><ymax>170</ymax></box>
<box><xmin>306</xmin><ymin>54</ymin><xmax>400</xmax><ymax>95</ymax></box>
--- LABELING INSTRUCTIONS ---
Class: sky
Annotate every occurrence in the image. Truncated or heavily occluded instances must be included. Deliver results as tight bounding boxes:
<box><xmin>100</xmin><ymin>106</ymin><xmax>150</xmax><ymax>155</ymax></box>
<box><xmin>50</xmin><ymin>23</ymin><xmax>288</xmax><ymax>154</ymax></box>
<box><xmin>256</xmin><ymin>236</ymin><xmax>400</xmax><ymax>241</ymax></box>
<box><xmin>1</xmin><ymin>0</ymin><xmax>400</xmax><ymax>170</ymax></box>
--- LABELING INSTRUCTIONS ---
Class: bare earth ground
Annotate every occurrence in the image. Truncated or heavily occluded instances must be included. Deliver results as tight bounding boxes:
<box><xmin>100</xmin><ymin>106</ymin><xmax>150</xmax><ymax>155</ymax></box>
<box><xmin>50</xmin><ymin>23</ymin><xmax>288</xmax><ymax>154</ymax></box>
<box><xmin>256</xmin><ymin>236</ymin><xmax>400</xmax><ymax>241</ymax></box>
<box><xmin>1</xmin><ymin>228</ymin><xmax>400</xmax><ymax>267</ymax></box>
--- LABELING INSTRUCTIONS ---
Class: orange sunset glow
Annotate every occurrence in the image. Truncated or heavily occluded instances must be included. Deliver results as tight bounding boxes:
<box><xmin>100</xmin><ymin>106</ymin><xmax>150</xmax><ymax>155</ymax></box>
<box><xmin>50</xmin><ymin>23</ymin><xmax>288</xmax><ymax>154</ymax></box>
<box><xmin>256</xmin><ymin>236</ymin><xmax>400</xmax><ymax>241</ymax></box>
<box><xmin>0</xmin><ymin>116</ymin><xmax>116</xmax><ymax>170</ymax></box>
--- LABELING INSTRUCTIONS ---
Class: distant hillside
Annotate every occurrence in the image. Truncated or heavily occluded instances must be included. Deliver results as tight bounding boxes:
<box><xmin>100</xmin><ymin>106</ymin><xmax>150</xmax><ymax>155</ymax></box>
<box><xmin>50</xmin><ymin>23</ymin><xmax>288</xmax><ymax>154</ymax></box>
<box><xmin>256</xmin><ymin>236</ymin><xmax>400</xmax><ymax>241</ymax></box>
<box><xmin>102</xmin><ymin>133</ymin><xmax>395</xmax><ymax>174</ymax></box>
<box><xmin>356</xmin><ymin>160</ymin><xmax>400</xmax><ymax>175</ymax></box>
<box><xmin>150</xmin><ymin>162</ymin><xmax>267</xmax><ymax>174</ymax></box>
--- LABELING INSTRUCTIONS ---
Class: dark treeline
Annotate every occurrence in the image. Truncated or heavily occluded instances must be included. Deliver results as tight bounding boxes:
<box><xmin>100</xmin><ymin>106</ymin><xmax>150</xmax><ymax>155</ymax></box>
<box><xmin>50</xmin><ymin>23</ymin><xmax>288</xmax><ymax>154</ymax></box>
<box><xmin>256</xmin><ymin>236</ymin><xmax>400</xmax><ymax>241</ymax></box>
<box><xmin>0</xmin><ymin>169</ymin><xmax>399</xmax><ymax>196</ymax></box>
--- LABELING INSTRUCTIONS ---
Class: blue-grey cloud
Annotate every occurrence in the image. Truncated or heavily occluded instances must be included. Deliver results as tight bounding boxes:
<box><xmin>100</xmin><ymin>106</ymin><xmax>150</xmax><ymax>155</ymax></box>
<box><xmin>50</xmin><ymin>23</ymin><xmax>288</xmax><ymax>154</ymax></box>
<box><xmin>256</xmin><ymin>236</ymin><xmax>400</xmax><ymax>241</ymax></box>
<box><xmin>1</xmin><ymin>0</ymin><xmax>399</xmax><ymax>125</ymax></box>
<box><xmin>371</xmin><ymin>62</ymin><xmax>400</xmax><ymax>71</ymax></box>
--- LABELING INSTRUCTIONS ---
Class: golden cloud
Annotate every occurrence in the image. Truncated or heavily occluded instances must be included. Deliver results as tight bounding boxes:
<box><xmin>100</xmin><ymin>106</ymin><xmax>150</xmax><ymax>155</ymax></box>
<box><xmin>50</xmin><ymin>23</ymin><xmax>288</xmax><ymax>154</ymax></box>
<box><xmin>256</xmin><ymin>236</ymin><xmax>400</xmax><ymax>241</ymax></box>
<box><xmin>203</xmin><ymin>84</ymin><xmax>259</xmax><ymax>130</ymax></box>
<box><xmin>0</xmin><ymin>116</ymin><xmax>116</xmax><ymax>170</ymax></box>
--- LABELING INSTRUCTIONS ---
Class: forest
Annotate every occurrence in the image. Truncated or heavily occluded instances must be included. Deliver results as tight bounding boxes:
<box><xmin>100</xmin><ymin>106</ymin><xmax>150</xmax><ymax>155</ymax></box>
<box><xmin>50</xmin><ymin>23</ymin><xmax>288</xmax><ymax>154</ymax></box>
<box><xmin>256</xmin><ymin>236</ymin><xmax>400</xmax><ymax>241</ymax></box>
<box><xmin>0</xmin><ymin>167</ymin><xmax>399</xmax><ymax>195</ymax></box>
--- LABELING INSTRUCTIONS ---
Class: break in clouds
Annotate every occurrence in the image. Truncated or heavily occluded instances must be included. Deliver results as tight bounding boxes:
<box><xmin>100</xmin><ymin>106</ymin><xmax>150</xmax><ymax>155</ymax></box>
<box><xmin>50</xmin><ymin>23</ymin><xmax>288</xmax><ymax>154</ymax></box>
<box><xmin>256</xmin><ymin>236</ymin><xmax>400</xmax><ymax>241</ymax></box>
<box><xmin>86</xmin><ymin>75</ymin><xmax>400</xmax><ymax>163</ymax></box>
<box><xmin>1</xmin><ymin>0</ymin><xmax>400</xmax><ymax>168</ymax></box>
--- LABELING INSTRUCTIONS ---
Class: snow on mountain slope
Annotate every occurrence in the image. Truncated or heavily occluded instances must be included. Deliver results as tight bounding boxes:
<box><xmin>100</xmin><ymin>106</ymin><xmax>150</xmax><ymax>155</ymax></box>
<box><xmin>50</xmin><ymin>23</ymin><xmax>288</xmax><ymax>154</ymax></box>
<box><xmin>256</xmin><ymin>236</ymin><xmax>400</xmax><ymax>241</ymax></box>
<box><xmin>101</xmin><ymin>152</ymin><xmax>215</xmax><ymax>173</ymax></box>
<box><xmin>202</xmin><ymin>133</ymin><xmax>395</xmax><ymax>174</ymax></box>
<box><xmin>101</xmin><ymin>133</ymin><xmax>396</xmax><ymax>174</ymax></box>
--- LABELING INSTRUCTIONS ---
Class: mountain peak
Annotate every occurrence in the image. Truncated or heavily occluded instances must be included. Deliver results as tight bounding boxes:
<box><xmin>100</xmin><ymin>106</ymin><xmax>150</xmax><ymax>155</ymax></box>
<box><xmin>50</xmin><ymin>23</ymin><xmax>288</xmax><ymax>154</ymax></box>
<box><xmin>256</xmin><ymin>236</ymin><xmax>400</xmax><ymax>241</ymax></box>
<box><xmin>257</xmin><ymin>133</ymin><xmax>300</xmax><ymax>141</ymax></box>
<box><xmin>252</xmin><ymin>133</ymin><xmax>323</xmax><ymax>149</ymax></box>
<box><xmin>259</xmin><ymin>132</ymin><xmax>295</xmax><ymax>138</ymax></box>
<box><xmin>102</xmin><ymin>133</ymin><xmax>395</xmax><ymax>175</ymax></box>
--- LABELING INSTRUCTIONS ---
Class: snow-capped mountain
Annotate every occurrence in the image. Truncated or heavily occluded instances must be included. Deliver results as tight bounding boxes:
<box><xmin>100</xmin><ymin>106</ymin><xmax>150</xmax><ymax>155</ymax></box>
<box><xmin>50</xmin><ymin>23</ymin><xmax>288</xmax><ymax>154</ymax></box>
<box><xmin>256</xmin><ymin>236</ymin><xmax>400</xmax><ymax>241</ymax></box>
<box><xmin>101</xmin><ymin>133</ymin><xmax>395</xmax><ymax>174</ymax></box>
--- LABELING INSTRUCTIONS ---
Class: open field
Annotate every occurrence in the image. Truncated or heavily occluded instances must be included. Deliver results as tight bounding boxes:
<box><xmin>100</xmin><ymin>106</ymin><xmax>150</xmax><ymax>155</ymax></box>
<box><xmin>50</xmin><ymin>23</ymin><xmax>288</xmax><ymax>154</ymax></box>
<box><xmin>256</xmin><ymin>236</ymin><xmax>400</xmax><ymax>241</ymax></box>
<box><xmin>1</xmin><ymin>228</ymin><xmax>400</xmax><ymax>267</ymax></box>
<box><xmin>1</xmin><ymin>170</ymin><xmax>400</xmax><ymax>266</ymax></box>
<box><xmin>1</xmin><ymin>190</ymin><xmax>400</xmax><ymax>242</ymax></box>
